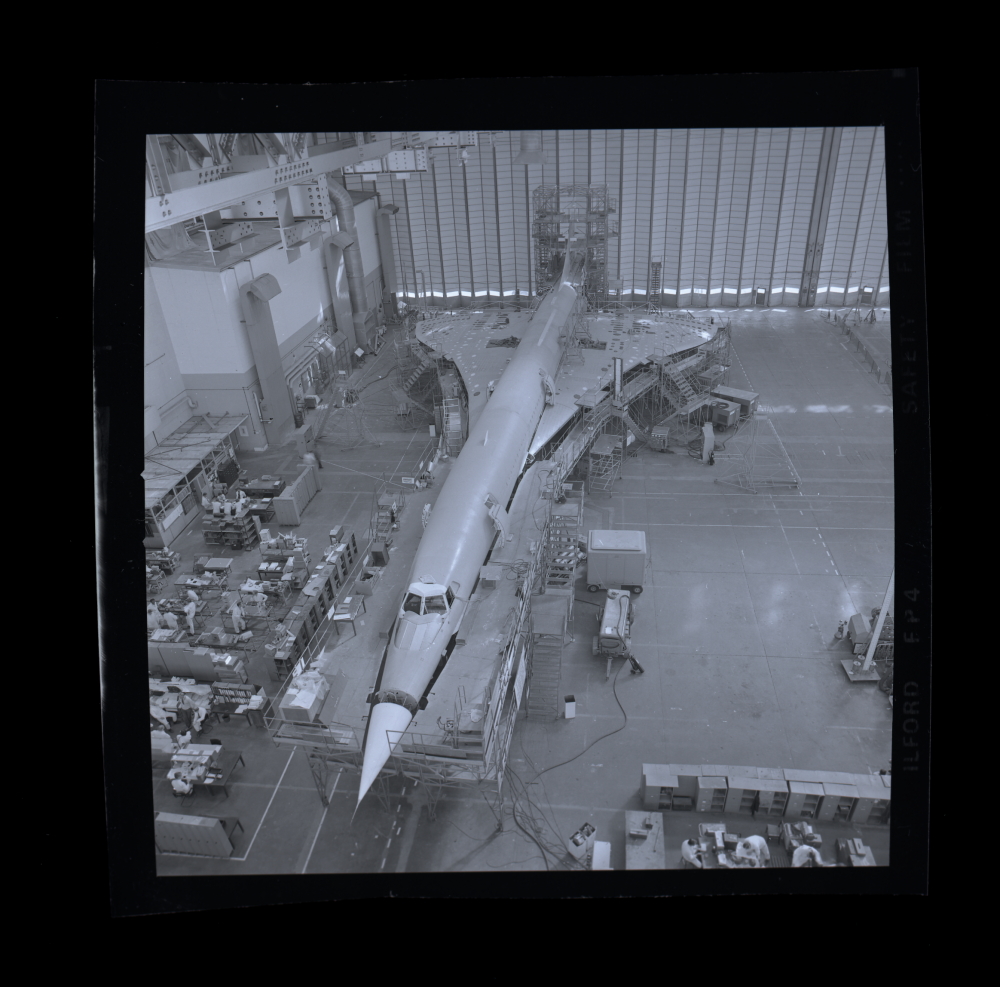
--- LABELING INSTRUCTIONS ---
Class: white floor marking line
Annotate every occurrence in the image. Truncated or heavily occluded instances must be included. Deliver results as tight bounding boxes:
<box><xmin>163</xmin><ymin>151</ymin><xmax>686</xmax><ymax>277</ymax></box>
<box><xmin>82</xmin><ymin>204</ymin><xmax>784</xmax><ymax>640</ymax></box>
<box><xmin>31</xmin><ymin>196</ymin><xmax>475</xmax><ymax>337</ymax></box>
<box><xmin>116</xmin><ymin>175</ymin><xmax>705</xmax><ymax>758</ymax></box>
<box><xmin>233</xmin><ymin>750</ymin><xmax>297</xmax><ymax>862</ymax></box>
<box><xmin>302</xmin><ymin>770</ymin><xmax>341</xmax><ymax>873</ymax></box>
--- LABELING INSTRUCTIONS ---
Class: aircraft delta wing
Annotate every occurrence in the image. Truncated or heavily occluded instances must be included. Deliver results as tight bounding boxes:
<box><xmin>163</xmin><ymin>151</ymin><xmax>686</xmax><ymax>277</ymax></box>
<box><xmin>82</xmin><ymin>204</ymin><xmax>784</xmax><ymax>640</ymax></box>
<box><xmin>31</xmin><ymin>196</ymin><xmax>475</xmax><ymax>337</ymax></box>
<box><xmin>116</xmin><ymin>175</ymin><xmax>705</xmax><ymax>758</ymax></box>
<box><xmin>413</xmin><ymin>307</ymin><xmax>719</xmax><ymax>456</ymax></box>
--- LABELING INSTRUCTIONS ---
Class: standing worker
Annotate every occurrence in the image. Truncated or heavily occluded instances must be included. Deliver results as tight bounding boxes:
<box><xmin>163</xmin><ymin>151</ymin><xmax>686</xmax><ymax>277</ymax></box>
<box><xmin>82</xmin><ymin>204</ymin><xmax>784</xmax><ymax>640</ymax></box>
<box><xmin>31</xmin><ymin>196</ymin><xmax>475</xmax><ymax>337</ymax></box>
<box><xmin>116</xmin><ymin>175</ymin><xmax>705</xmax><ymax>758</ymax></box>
<box><xmin>147</xmin><ymin>602</ymin><xmax>163</xmax><ymax>632</ymax></box>
<box><xmin>737</xmin><ymin>835</ymin><xmax>771</xmax><ymax>866</ymax></box>
<box><xmin>230</xmin><ymin>599</ymin><xmax>246</xmax><ymax>634</ymax></box>
<box><xmin>791</xmin><ymin>845</ymin><xmax>825</xmax><ymax>868</ymax></box>
<box><xmin>183</xmin><ymin>599</ymin><xmax>198</xmax><ymax>636</ymax></box>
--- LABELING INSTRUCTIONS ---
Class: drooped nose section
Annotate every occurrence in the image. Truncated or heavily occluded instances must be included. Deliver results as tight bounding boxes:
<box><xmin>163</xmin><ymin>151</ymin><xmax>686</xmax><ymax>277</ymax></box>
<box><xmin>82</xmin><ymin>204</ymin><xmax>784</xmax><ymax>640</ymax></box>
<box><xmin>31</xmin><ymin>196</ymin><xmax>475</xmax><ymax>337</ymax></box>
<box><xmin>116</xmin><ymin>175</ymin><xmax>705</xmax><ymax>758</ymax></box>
<box><xmin>356</xmin><ymin>702</ymin><xmax>414</xmax><ymax>808</ymax></box>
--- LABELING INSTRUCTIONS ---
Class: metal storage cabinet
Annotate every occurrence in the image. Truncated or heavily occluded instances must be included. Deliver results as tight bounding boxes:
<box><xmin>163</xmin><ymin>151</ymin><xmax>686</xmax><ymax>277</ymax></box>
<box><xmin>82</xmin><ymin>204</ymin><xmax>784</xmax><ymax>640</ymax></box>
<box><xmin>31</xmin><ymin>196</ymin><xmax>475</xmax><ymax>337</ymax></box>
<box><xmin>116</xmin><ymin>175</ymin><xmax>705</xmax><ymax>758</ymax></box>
<box><xmin>666</xmin><ymin>764</ymin><xmax>700</xmax><ymax>810</ymax></box>
<box><xmin>818</xmin><ymin>783</ymin><xmax>859</xmax><ymax>822</ymax></box>
<box><xmin>850</xmin><ymin>780</ymin><xmax>891</xmax><ymax>824</ymax></box>
<box><xmin>757</xmin><ymin>766</ymin><xmax>785</xmax><ymax>781</ymax></box>
<box><xmin>725</xmin><ymin>777</ymin><xmax>790</xmax><ymax>816</ymax></box>
<box><xmin>154</xmin><ymin>812</ymin><xmax>233</xmax><ymax>857</ymax></box>
<box><xmin>724</xmin><ymin>776</ymin><xmax>757</xmax><ymax>815</ymax></box>
<box><xmin>695</xmin><ymin>776</ymin><xmax>728</xmax><ymax>812</ymax></box>
<box><xmin>641</xmin><ymin>765</ymin><xmax>679</xmax><ymax>811</ymax></box>
<box><xmin>809</xmin><ymin>770</ymin><xmax>857</xmax><ymax>786</ymax></box>
<box><xmin>786</xmin><ymin>781</ymin><xmax>825</xmax><ymax>819</ymax></box>
<box><xmin>700</xmin><ymin>764</ymin><xmax>731</xmax><ymax>777</ymax></box>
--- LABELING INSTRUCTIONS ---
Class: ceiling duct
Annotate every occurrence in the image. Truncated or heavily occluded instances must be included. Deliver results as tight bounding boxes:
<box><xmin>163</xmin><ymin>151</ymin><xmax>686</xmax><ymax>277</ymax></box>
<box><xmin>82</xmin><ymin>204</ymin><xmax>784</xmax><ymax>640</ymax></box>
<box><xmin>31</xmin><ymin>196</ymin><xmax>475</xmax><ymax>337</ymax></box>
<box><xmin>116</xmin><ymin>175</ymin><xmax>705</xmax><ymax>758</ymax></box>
<box><xmin>514</xmin><ymin>131</ymin><xmax>547</xmax><ymax>166</ymax></box>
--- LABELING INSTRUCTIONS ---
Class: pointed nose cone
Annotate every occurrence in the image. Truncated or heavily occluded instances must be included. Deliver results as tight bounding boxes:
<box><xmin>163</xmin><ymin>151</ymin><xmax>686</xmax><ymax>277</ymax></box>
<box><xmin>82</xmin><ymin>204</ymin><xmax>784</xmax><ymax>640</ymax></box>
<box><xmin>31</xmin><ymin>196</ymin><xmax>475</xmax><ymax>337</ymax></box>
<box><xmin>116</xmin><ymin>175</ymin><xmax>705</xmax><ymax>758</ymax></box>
<box><xmin>356</xmin><ymin>703</ymin><xmax>414</xmax><ymax>808</ymax></box>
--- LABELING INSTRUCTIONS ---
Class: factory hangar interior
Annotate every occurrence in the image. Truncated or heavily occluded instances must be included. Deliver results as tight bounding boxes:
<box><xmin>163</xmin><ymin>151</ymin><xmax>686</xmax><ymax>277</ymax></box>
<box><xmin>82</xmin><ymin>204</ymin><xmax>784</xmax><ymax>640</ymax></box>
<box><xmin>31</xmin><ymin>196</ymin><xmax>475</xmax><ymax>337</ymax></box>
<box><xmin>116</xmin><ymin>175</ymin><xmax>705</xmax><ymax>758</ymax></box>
<box><xmin>99</xmin><ymin>75</ymin><xmax>929</xmax><ymax>909</ymax></box>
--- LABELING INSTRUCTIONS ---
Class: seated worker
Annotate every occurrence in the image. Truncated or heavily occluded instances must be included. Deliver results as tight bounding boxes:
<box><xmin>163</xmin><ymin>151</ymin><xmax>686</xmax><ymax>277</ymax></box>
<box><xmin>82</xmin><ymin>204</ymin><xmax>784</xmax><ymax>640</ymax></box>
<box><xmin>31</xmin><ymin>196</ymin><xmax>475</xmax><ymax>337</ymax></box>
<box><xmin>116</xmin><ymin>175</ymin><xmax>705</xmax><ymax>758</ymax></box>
<box><xmin>169</xmin><ymin>771</ymin><xmax>193</xmax><ymax>795</ymax></box>
<box><xmin>792</xmin><ymin>845</ymin><xmax>826</xmax><ymax>868</ymax></box>
<box><xmin>680</xmin><ymin>838</ymin><xmax>704</xmax><ymax>868</ymax></box>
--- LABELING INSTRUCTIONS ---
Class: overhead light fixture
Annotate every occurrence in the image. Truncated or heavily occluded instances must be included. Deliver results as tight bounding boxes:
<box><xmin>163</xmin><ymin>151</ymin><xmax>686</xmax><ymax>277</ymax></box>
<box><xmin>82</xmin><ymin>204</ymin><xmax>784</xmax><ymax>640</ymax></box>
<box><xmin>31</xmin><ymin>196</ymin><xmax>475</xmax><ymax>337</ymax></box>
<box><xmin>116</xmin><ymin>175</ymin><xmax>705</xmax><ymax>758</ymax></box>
<box><xmin>514</xmin><ymin>131</ymin><xmax>547</xmax><ymax>166</ymax></box>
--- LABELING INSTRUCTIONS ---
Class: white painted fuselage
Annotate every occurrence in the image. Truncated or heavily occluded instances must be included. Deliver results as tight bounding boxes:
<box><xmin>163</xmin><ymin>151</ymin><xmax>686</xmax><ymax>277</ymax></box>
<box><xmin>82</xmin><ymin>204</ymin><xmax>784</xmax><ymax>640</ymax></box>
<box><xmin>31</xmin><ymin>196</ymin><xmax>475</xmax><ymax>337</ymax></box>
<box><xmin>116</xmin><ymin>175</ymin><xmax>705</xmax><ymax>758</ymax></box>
<box><xmin>357</xmin><ymin>276</ymin><xmax>581</xmax><ymax>806</ymax></box>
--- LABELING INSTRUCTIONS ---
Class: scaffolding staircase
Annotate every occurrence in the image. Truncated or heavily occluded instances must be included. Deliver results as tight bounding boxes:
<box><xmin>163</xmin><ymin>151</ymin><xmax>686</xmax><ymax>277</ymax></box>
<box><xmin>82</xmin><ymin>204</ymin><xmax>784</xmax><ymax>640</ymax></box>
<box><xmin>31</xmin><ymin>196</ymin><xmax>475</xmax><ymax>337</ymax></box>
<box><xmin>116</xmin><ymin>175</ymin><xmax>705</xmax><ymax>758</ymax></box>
<box><xmin>402</xmin><ymin>350</ymin><xmax>437</xmax><ymax>392</ymax></box>
<box><xmin>443</xmin><ymin>396</ymin><xmax>464</xmax><ymax>455</ymax></box>
<box><xmin>663</xmin><ymin>362</ymin><xmax>699</xmax><ymax>406</ymax></box>
<box><xmin>544</xmin><ymin>499</ymin><xmax>582</xmax><ymax>595</ymax></box>
<box><xmin>614</xmin><ymin>405</ymin><xmax>654</xmax><ymax>445</ymax></box>
<box><xmin>526</xmin><ymin>628</ymin><xmax>563</xmax><ymax>721</ymax></box>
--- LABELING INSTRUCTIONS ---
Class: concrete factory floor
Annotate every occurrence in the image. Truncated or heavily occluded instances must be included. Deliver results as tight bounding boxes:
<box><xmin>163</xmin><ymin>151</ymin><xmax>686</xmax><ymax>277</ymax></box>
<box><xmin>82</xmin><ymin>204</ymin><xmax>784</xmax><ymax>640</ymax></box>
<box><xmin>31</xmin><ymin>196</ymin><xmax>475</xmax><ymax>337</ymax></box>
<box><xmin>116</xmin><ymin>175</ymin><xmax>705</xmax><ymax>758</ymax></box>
<box><xmin>153</xmin><ymin>307</ymin><xmax>894</xmax><ymax>877</ymax></box>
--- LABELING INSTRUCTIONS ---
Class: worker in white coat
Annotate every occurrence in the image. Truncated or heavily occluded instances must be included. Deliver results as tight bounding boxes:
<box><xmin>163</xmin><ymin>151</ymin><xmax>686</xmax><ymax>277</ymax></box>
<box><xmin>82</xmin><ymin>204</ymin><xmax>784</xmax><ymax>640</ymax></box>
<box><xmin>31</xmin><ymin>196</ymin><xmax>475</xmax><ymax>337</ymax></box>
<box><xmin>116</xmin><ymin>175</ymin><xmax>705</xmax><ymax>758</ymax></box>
<box><xmin>230</xmin><ymin>600</ymin><xmax>246</xmax><ymax>633</ymax></box>
<box><xmin>202</xmin><ymin>491</ymin><xmax>213</xmax><ymax>511</ymax></box>
<box><xmin>186</xmin><ymin>587</ymin><xmax>201</xmax><ymax>604</ymax></box>
<box><xmin>169</xmin><ymin>769</ymin><xmax>193</xmax><ymax>795</ymax></box>
<box><xmin>792</xmin><ymin>845</ymin><xmax>826</xmax><ymax>868</ymax></box>
<box><xmin>736</xmin><ymin>835</ymin><xmax>771</xmax><ymax>866</ymax></box>
<box><xmin>160</xmin><ymin>609</ymin><xmax>179</xmax><ymax>631</ymax></box>
<box><xmin>680</xmin><ymin>838</ymin><xmax>705</xmax><ymax>868</ymax></box>
<box><xmin>183</xmin><ymin>599</ymin><xmax>198</xmax><ymax>635</ymax></box>
<box><xmin>147</xmin><ymin>603</ymin><xmax>163</xmax><ymax>632</ymax></box>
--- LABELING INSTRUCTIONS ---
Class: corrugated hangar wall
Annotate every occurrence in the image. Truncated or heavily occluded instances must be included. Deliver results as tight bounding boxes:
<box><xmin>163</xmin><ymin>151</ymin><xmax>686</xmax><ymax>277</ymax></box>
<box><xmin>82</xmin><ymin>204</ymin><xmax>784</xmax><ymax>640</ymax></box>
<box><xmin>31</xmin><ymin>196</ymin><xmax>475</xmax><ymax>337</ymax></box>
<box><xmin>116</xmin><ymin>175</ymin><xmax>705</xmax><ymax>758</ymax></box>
<box><xmin>344</xmin><ymin>128</ymin><xmax>887</xmax><ymax>309</ymax></box>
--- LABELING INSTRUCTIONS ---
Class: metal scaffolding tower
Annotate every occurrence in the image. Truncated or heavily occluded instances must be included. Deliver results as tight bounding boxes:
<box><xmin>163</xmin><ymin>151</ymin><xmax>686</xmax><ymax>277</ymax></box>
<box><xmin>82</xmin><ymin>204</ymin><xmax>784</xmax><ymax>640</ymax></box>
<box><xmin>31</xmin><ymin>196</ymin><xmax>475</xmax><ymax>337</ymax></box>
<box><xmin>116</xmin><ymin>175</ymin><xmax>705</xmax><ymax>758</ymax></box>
<box><xmin>588</xmin><ymin>432</ymin><xmax>624</xmax><ymax>493</ymax></box>
<box><xmin>532</xmin><ymin>184</ymin><xmax>617</xmax><ymax>307</ymax></box>
<box><xmin>713</xmin><ymin>414</ymin><xmax>801</xmax><ymax>494</ymax></box>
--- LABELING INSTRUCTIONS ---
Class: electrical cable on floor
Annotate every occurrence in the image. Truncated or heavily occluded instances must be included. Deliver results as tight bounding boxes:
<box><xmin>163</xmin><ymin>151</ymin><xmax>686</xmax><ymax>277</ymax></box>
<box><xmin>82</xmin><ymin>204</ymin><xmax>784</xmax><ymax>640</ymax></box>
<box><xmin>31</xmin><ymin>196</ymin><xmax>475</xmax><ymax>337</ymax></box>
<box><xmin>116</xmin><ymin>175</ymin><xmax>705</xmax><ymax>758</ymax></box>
<box><xmin>505</xmin><ymin>764</ymin><xmax>571</xmax><ymax>868</ymax></box>
<box><xmin>444</xmin><ymin>817</ymin><xmax>498</xmax><ymax>842</ymax></box>
<box><xmin>517</xmin><ymin>731</ymin><xmax>570</xmax><ymax>848</ymax></box>
<box><xmin>497</xmin><ymin>559</ymin><xmax>530</xmax><ymax>578</ymax></box>
<box><xmin>508</xmin><ymin>785</ymin><xmax>579</xmax><ymax>871</ymax></box>
<box><xmin>531</xmin><ymin>659</ymin><xmax>629</xmax><ymax>786</ymax></box>
<box><xmin>505</xmin><ymin>756</ymin><xmax>589</xmax><ymax>871</ymax></box>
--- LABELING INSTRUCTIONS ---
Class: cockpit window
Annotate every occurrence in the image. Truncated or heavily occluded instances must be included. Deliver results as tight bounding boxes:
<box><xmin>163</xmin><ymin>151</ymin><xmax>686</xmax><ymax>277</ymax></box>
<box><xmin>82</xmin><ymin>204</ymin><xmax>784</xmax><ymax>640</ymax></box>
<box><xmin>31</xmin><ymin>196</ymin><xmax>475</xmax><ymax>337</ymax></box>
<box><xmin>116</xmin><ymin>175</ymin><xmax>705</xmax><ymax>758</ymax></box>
<box><xmin>403</xmin><ymin>593</ymin><xmax>422</xmax><ymax>614</ymax></box>
<box><xmin>424</xmin><ymin>595</ymin><xmax>448</xmax><ymax>614</ymax></box>
<box><xmin>446</xmin><ymin>587</ymin><xmax>455</xmax><ymax>605</ymax></box>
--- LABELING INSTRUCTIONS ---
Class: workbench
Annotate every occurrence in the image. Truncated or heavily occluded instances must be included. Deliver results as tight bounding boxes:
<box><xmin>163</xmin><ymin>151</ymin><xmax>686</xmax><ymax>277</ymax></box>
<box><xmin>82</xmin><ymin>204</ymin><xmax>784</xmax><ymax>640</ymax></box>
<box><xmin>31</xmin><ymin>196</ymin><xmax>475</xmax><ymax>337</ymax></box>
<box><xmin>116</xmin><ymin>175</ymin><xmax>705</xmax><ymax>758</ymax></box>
<box><xmin>677</xmin><ymin>823</ymin><xmax>761</xmax><ymax>869</ymax></box>
<box><xmin>148</xmin><ymin>627</ymin><xmax>190</xmax><ymax>643</ymax></box>
<box><xmin>624</xmin><ymin>811</ymin><xmax>667</xmax><ymax>869</ymax></box>
<box><xmin>210</xmin><ymin>695</ymin><xmax>272</xmax><ymax>729</ymax></box>
<box><xmin>190</xmin><ymin>749</ymin><xmax>245</xmax><ymax>798</ymax></box>
<box><xmin>836</xmin><ymin>837</ymin><xmax>877</xmax><ymax>866</ymax></box>
<box><xmin>174</xmin><ymin>574</ymin><xmax>224</xmax><ymax>593</ymax></box>
<box><xmin>244</xmin><ymin>478</ymin><xmax>286</xmax><ymax>498</ymax></box>
<box><xmin>196</xmin><ymin>558</ymin><xmax>233</xmax><ymax>576</ymax></box>
<box><xmin>157</xmin><ymin>596</ymin><xmax>209</xmax><ymax>613</ymax></box>
<box><xmin>330</xmin><ymin>596</ymin><xmax>366</xmax><ymax>637</ymax></box>
<box><xmin>244</xmin><ymin>500</ymin><xmax>276</xmax><ymax>520</ymax></box>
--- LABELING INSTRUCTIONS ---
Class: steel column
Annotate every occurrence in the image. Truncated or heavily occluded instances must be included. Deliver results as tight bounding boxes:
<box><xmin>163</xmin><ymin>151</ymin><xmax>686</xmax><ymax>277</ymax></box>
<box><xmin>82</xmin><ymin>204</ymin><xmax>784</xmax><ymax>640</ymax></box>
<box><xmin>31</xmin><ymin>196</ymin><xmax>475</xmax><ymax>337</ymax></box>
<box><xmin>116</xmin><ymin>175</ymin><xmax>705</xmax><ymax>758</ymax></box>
<box><xmin>800</xmin><ymin>127</ymin><xmax>843</xmax><ymax>307</ymax></box>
